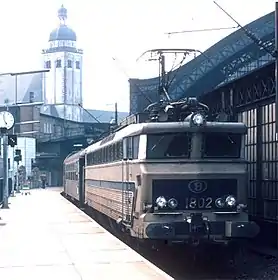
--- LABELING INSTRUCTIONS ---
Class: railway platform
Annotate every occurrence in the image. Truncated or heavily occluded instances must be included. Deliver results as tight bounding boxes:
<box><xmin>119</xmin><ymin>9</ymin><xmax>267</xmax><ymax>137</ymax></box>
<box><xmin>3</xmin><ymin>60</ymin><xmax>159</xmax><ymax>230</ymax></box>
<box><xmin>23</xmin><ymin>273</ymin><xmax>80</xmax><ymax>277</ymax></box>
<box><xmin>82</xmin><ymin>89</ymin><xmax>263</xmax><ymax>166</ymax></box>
<box><xmin>0</xmin><ymin>188</ymin><xmax>173</xmax><ymax>280</ymax></box>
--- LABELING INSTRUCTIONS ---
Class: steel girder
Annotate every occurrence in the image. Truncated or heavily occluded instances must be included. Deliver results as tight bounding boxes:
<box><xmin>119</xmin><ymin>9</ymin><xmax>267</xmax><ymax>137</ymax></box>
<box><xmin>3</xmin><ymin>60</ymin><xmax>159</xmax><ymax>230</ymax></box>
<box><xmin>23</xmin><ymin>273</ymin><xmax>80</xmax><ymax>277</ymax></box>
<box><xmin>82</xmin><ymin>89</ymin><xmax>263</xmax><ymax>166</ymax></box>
<box><xmin>129</xmin><ymin>11</ymin><xmax>275</xmax><ymax>114</ymax></box>
<box><xmin>200</xmin><ymin>62</ymin><xmax>275</xmax><ymax>118</ymax></box>
<box><xmin>129</xmin><ymin>79</ymin><xmax>159</xmax><ymax>114</ymax></box>
<box><xmin>203</xmin><ymin>62</ymin><xmax>278</xmax><ymax>239</ymax></box>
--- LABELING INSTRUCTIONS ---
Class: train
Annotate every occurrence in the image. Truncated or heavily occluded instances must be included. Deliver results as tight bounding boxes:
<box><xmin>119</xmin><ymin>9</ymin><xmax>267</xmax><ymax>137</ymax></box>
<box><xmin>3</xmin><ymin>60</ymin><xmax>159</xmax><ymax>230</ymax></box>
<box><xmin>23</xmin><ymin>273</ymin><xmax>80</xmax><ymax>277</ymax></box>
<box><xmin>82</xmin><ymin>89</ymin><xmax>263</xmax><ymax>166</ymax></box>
<box><xmin>63</xmin><ymin>97</ymin><xmax>260</xmax><ymax>249</ymax></box>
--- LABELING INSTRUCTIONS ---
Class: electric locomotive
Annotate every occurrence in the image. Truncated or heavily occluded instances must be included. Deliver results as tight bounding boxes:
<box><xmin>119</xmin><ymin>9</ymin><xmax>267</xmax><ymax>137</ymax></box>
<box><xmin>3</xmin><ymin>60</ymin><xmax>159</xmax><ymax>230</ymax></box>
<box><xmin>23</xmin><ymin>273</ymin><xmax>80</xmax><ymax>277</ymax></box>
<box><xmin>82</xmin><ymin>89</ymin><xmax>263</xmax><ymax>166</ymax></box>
<box><xmin>63</xmin><ymin>96</ymin><xmax>259</xmax><ymax>248</ymax></box>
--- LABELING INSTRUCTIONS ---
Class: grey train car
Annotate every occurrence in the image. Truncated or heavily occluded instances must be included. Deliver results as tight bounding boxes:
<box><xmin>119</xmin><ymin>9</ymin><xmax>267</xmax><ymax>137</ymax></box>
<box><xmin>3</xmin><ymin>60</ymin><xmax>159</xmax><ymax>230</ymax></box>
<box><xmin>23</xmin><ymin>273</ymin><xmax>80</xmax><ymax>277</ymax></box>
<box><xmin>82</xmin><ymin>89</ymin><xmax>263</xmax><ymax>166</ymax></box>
<box><xmin>63</xmin><ymin>114</ymin><xmax>260</xmax><ymax>247</ymax></box>
<box><xmin>63</xmin><ymin>150</ymin><xmax>85</xmax><ymax>205</ymax></box>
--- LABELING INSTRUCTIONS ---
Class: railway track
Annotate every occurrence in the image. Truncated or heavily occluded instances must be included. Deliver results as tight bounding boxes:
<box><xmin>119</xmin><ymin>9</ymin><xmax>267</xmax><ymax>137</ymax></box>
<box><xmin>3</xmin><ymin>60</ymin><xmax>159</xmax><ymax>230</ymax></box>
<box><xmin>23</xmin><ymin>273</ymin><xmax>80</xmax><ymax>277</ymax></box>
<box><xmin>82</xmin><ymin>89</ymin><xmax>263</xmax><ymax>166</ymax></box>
<box><xmin>63</xmin><ymin>193</ymin><xmax>278</xmax><ymax>280</ymax></box>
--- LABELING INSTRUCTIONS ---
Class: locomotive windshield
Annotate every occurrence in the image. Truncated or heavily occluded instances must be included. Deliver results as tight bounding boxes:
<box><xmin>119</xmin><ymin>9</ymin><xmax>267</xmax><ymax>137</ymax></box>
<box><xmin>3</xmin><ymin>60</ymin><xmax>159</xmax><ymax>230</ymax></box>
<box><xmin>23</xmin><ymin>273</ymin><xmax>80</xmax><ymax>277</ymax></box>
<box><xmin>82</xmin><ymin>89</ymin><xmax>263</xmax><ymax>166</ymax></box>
<box><xmin>146</xmin><ymin>131</ymin><xmax>242</xmax><ymax>159</ymax></box>
<box><xmin>203</xmin><ymin>132</ymin><xmax>242</xmax><ymax>158</ymax></box>
<box><xmin>146</xmin><ymin>133</ymin><xmax>190</xmax><ymax>159</ymax></box>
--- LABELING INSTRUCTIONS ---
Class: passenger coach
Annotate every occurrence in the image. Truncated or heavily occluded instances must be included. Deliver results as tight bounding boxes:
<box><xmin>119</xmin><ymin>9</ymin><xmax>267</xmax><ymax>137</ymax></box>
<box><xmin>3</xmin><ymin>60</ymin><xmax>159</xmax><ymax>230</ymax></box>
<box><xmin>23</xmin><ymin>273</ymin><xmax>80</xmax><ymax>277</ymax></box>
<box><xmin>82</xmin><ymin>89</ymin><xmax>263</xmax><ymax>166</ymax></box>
<box><xmin>63</xmin><ymin>149</ymin><xmax>85</xmax><ymax>205</ymax></box>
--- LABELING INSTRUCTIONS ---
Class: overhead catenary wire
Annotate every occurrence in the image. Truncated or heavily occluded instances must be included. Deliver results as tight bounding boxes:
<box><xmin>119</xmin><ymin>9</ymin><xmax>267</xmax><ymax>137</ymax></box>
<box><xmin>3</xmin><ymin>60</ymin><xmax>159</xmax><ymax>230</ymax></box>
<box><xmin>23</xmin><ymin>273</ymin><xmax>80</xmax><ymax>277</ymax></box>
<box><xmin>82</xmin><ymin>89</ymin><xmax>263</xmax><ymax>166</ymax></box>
<box><xmin>78</xmin><ymin>103</ymin><xmax>101</xmax><ymax>123</ymax></box>
<box><xmin>112</xmin><ymin>57</ymin><xmax>154</xmax><ymax>104</ymax></box>
<box><xmin>165</xmin><ymin>26</ymin><xmax>239</xmax><ymax>36</ymax></box>
<box><xmin>213</xmin><ymin>0</ymin><xmax>275</xmax><ymax>57</ymax></box>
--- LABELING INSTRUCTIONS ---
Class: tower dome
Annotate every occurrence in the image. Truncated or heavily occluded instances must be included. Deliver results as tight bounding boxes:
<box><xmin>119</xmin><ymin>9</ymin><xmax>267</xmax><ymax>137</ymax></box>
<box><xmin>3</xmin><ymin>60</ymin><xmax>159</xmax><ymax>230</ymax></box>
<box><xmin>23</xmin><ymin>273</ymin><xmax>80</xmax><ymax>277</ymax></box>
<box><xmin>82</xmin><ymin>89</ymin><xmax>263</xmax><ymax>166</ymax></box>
<box><xmin>48</xmin><ymin>5</ymin><xmax>76</xmax><ymax>42</ymax></box>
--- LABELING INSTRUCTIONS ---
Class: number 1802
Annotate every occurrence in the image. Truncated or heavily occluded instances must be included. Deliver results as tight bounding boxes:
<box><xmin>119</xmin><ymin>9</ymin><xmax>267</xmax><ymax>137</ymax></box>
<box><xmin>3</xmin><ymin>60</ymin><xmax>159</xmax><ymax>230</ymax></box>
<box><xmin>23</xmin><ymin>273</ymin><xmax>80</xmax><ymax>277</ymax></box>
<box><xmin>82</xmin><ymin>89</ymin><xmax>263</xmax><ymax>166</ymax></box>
<box><xmin>185</xmin><ymin>197</ymin><xmax>213</xmax><ymax>209</ymax></box>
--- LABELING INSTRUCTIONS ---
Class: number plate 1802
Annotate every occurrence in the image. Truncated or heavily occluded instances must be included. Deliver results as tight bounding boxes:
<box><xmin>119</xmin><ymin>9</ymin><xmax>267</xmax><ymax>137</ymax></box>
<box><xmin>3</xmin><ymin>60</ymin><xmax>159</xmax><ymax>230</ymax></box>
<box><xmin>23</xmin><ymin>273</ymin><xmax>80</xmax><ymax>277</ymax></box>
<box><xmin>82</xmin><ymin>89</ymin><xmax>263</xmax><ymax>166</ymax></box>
<box><xmin>185</xmin><ymin>197</ymin><xmax>213</xmax><ymax>209</ymax></box>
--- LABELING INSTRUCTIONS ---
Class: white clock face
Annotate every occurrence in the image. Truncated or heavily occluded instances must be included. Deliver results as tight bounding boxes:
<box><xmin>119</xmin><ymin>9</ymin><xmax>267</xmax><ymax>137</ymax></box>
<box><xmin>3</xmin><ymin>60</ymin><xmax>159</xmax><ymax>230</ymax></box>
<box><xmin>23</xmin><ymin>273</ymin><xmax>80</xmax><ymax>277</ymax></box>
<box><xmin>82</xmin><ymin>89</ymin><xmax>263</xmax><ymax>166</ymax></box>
<box><xmin>0</xmin><ymin>111</ymin><xmax>15</xmax><ymax>130</ymax></box>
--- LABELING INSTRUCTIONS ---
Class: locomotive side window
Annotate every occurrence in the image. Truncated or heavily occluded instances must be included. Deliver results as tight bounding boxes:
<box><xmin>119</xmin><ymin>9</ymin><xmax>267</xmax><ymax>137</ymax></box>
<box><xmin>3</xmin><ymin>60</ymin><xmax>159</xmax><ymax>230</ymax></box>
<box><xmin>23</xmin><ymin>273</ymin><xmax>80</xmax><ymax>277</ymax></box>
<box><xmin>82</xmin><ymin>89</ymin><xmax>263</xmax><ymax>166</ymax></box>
<box><xmin>86</xmin><ymin>137</ymin><xmax>138</xmax><ymax>166</ymax></box>
<box><xmin>132</xmin><ymin>136</ymin><xmax>139</xmax><ymax>159</ymax></box>
<box><xmin>146</xmin><ymin>133</ymin><xmax>191</xmax><ymax>159</ymax></box>
<box><xmin>124</xmin><ymin>136</ymin><xmax>140</xmax><ymax>160</ymax></box>
<box><xmin>203</xmin><ymin>132</ymin><xmax>242</xmax><ymax>158</ymax></box>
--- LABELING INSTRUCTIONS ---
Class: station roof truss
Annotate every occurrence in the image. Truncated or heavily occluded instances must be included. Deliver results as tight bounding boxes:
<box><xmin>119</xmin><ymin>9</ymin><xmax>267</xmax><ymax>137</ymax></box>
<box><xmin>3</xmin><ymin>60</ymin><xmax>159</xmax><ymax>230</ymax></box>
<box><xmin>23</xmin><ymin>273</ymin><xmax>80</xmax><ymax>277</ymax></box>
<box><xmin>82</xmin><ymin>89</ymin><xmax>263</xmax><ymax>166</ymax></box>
<box><xmin>129</xmin><ymin>12</ymin><xmax>275</xmax><ymax>113</ymax></box>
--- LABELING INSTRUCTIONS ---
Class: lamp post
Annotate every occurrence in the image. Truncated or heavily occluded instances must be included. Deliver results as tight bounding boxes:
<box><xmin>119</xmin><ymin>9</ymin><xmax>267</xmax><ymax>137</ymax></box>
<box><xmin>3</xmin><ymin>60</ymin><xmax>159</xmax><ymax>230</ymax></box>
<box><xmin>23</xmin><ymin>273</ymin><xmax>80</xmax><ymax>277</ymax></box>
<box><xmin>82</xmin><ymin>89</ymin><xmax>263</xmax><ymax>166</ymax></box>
<box><xmin>0</xmin><ymin>111</ymin><xmax>15</xmax><ymax>208</ymax></box>
<box><xmin>105</xmin><ymin>102</ymin><xmax>118</xmax><ymax>125</ymax></box>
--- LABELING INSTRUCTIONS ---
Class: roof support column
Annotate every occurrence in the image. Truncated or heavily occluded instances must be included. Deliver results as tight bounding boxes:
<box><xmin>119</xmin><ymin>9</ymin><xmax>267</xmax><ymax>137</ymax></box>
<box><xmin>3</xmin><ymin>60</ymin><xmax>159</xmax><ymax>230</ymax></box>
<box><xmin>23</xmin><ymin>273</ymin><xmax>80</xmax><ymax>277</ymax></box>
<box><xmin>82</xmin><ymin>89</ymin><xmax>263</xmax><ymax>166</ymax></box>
<box><xmin>275</xmin><ymin>2</ymin><xmax>278</xmax><ymax>131</ymax></box>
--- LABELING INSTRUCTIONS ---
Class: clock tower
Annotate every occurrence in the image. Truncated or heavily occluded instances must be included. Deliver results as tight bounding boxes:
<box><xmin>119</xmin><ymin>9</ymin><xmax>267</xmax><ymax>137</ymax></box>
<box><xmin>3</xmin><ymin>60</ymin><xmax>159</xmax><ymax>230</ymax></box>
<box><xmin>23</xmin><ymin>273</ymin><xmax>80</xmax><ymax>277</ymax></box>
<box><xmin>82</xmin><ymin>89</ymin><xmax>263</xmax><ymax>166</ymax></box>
<box><xmin>42</xmin><ymin>5</ymin><xmax>83</xmax><ymax>122</ymax></box>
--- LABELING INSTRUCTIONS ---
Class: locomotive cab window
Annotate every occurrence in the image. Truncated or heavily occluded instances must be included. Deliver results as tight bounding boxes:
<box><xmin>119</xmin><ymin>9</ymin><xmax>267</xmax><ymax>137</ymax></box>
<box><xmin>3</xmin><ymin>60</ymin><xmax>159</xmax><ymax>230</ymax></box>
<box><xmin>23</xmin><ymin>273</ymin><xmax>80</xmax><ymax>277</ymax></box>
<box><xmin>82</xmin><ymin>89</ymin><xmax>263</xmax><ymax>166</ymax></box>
<box><xmin>203</xmin><ymin>132</ymin><xmax>242</xmax><ymax>158</ymax></box>
<box><xmin>147</xmin><ymin>133</ymin><xmax>191</xmax><ymax>159</ymax></box>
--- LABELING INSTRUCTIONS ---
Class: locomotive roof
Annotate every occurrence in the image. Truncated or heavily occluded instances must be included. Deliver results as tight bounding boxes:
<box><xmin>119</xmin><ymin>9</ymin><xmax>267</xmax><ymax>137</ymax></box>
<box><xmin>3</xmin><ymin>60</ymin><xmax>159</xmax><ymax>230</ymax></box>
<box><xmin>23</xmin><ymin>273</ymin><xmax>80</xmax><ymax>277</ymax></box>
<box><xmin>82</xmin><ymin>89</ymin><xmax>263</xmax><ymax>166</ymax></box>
<box><xmin>85</xmin><ymin>121</ymin><xmax>247</xmax><ymax>154</ymax></box>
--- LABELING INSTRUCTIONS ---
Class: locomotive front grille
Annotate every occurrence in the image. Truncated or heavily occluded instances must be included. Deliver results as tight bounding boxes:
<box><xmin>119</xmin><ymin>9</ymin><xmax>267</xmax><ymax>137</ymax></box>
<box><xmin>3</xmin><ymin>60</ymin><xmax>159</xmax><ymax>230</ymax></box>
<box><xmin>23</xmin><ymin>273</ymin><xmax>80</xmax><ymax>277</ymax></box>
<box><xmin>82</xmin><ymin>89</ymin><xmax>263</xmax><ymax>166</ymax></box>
<box><xmin>152</xmin><ymin>179</ymin><xmax>237</xmax><ymax>212</ymax></box>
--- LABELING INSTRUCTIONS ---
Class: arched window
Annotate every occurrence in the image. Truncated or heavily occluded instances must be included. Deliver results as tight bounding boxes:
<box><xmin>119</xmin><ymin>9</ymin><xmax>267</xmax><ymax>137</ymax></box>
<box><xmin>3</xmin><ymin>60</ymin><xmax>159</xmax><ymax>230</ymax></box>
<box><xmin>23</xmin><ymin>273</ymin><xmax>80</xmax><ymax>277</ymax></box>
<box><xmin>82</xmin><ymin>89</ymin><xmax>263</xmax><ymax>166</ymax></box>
<box><xmin>56</xmin><ymin>59</ymin><xmax>62</xmax><ymax>68</ymax></box>
<box><xmin>45</xmin><ymin>61</ymin><xmax>51</xmax><ymax>69</ymax></box>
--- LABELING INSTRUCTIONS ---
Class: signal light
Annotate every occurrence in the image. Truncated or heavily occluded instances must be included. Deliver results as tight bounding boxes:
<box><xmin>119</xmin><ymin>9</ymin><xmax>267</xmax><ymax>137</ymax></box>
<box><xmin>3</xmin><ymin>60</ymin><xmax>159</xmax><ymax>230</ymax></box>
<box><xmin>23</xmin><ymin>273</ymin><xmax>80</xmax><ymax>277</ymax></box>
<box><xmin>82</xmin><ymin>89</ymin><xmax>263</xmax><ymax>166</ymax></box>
<box><xmin>14</xmin><ymin>155</ymin><xmax>22</xmax><ymax>162</ymax></box>
<box><xmin>14</xmin><ymin>149</ymin><xmax>22</xmax><ymax>162</ymax></box>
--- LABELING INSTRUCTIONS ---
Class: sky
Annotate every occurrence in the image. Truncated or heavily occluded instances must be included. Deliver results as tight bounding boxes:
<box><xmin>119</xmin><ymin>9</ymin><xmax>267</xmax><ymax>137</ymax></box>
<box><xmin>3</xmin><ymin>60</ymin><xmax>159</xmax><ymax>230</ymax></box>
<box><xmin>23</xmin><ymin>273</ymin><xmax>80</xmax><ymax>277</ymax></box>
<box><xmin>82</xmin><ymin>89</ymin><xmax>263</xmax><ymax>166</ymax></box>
<box><xmin>0</xmin><ymin>0</ymin><xmax>276</xmax><ymax>112</ymax></box>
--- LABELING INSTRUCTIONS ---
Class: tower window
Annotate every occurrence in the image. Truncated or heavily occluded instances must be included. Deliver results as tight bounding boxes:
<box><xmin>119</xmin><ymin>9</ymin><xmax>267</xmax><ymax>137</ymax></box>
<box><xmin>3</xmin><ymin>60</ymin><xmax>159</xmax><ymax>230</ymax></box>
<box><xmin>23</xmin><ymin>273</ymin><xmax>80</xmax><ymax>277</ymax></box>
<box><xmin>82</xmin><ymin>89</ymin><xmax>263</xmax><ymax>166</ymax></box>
<box><xmin>76</xmin><ymin>61</ymin><xmax>80</xmax><ymax>69</ymax></box>
<box><xmin>45</xmin><ymin>60</ymin><xmax>51</xmax><ymax>69</ymax></box>
<box><xmin>56</xmin><ymin>59</ymin><xmax>62</xmax><ymax>68</ymax></box>
<box><xmin>67</xmin><ymin>60</ymin><xmax>72</xmax><ymax>68</ymax></box>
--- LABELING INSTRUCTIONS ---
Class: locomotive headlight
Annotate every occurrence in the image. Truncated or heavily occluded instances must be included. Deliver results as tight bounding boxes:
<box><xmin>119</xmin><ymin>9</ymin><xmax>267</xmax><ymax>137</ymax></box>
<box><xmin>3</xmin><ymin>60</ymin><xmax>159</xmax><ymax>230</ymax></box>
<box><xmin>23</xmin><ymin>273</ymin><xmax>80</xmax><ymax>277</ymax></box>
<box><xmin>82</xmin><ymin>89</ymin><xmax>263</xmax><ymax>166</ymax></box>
<box><xmin>215</xmin><ymin>198</ymin><xmax>225</xmax><ymax>208</ymax></box>
<box><xmin>168</xmin><ymin>198</ymin><xmax>178</xmax><ymax>209</ymax></box>
<box><xmin>192</xmin><ymin>113</ymin><xmax>205</xmax><ymax>126</ymax></box>
<box><xmin>156</xmin><ymin>196</ymin><xmax>167</xmax><ymax>208</ymax></box>
<box><xmin>226</xmin><ymin>195</ymin><xmax>236</xmax><ymax>207</ymax></box>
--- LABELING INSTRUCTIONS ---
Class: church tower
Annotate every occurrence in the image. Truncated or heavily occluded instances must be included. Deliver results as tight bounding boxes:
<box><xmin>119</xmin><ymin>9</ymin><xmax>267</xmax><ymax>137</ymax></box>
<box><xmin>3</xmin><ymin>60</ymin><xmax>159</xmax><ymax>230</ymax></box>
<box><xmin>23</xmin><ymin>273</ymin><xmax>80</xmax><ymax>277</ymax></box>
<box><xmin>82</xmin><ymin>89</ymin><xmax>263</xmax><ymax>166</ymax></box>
<box><xmin>42</xmin><ymin>5</ymin><xmax>83</xmax><ymax>122</ymax></box>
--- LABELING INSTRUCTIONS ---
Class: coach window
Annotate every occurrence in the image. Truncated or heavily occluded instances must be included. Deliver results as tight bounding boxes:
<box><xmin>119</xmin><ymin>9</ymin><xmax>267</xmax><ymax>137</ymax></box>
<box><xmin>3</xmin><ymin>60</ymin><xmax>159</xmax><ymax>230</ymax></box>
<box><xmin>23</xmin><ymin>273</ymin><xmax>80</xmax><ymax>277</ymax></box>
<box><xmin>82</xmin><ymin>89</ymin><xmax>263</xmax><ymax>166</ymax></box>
<box><xmin>104</xmin><ymin>146</ymin><xmax>109</xmax><ymax>163</ymax></box>
<box><xmin>93</xmin><ymin>151</ymin><xmax>96</xmax><ymax>164</ymax></box>
<box><xmin>114</xmin><ymin>143</ymin><xmax>118</xmax><ymax>161</ymax></box>
<box><xmin>109</xmin><ymin>145</ymin><xmax>113</xmax><ymax>162</ymax></box>
<box><xmin>92</xmin><ymin>152</ymin><xmax>95</xmax><ymax>165</ymax></box>
<box><xmin>87</xmin><ymin>153</ymin><xmax>90</xmax><ymax>165</ymax></box>
<box><xmin>100</xmin><ymin>148</ymin><xmax>103</xmax><ymax>163</ymax></box>
<box><xmin>105</xmin><ymin>147</ymin><xmax>108</xmax><ymax>162</ymax></box>
<box><xmin>106</xmin><ymin>146</ymin><xmax>109</xmax><ymax>162</ymax></box>
<box><xmin>113</xmin><ymin>144</ymin><xmax>115</xmax><ymax>161</ymax></box>
<box><xmin>96</xmin><ymin>152</ymin><xmax>99</xmax><ymax>164</ymax></box>
<box><xmin>103</xmin><ymin>147</ymin><xmax>106</xmax><ymax>162</ymax></box>
<box><xmin>118</xmin><ymin>141</ymin><xmax>123</xmax><ymax>159</ymax></box>
<box><xmin>107</xmin><ymin>145</ymin><xmax>111</xmax><ymax>162</ymax></box>
<box><xmin>101</xmin><ymin>148</ymin><xmax>104</xmax><ymax>163</ymax></box>
<box><xmin>98</xmin><ymin>149</ymin><xmax>101</xmax><ymax>164</ymax></box>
